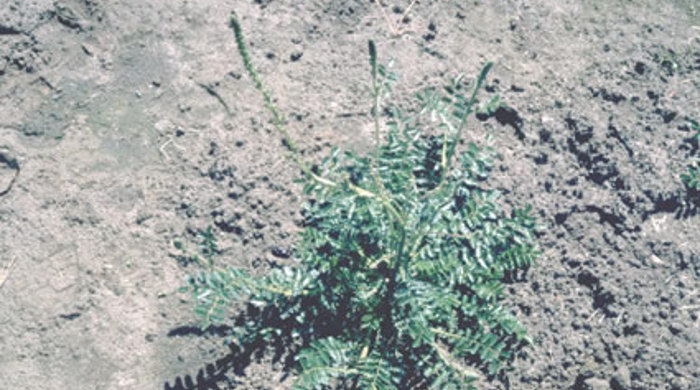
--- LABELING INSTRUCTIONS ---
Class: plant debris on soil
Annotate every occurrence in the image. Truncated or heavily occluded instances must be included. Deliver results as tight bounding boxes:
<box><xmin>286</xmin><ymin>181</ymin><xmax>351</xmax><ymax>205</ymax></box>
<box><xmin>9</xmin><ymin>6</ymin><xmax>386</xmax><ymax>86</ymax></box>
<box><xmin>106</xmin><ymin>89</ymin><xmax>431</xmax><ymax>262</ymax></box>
<box><xmin>1</xmin><ymin>1</ymin><xmax>699</xmax><ymax>389</ymax></box>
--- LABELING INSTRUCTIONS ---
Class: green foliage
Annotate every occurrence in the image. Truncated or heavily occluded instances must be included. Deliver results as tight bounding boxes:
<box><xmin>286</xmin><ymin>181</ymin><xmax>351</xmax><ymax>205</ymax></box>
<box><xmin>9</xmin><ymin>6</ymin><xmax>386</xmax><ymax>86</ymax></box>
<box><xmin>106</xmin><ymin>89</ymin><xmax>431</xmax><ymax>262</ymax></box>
<box><xmin>689</xmin><ymin>117</ymin><xmax>700</xmax><ymax>140</ymax></box>
<box><xmin>477</xmin><ymin>95</ymin><xmax>505</xmax><ymax>116</ymax></box>
<box><xmin>185</xmin><ymin>12</ymin><xmax>539</xmax><ymax>390</ymax></box>
<box><xmin>682</xmin><ymin>164</ymin><xmax>700</xmax><ymax>190</ymax></box>
<box><xmin>682</xmin><ymin>118</ymin><xmax>700</xmax><ymax>191</ymax></box>
<box><xmin>173</xmin><ymin>225</ymin><xmax>220</xmax><ymax>267</ymax></box>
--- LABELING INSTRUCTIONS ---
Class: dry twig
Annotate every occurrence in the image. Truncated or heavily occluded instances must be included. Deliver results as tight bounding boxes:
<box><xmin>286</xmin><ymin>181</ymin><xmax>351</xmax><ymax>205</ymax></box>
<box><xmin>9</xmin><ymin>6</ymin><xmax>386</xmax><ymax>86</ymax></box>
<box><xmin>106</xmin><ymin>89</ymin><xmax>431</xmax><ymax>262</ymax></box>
<box><xmin>0</xmin><ymin>257</ymin><xmax>17</xmax><ymax>289</ymax></box>
<box><xmin>373</xmin><ymin>0</ymin><xmax>420</xmax><ymax>37</ymax></box>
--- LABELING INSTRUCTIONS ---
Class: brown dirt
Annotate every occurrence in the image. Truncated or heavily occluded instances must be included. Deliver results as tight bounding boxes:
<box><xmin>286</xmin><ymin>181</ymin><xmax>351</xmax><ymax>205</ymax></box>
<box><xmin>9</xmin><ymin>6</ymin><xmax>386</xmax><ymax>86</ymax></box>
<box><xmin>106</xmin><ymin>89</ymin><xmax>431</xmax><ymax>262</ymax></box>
<box><xmin>1</xmin><ymin>1</ymin><xmax>699</xmax><ymax>389</ymax></box>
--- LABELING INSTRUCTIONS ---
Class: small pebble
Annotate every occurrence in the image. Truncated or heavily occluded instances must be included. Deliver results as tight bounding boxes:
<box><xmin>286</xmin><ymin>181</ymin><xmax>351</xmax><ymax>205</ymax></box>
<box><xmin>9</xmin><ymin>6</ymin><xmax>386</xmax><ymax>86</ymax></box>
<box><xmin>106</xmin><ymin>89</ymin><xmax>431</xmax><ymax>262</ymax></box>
<box><xmin>611</xmin><ymin>365</ymin><xmax>631</xmax><ymax>390</ymax></box>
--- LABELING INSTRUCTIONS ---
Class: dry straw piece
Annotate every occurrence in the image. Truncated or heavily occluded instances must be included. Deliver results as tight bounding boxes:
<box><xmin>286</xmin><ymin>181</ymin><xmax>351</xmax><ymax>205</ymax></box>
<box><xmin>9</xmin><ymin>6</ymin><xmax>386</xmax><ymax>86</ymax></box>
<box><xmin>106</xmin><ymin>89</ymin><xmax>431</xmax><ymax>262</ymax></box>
<box><xmin>0</xmin><ymin>257</ymin><xmax>17</xmax><ymax>289</ymax></box>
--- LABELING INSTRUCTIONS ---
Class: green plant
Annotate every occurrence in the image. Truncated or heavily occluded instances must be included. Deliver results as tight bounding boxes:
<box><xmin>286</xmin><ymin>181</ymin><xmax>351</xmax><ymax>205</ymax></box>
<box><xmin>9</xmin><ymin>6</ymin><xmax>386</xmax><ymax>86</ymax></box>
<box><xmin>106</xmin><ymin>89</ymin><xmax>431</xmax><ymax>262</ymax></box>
<box><xmin>682</xmin><ymin>164</ymin><xmax>700</xmax><ymax>190</ymax></box>
<box><xmin>688</xmin><ymin>117</ymin><xmax>700</xmax><ymax>140</ymax></box>
<box><xmin>477</xmin><ymin>95</ymin><xmax>505</xmax><ymax>117</ymax></box>
<box><xmin>681</xmin><ymin>118</ymin><xmax>700</xmax><ymax>191</ymax></box>
<box><xmin>186</xmin><ymin>13</ymin><xmax>538</xmax><ymax>389</ymax></box>
<box><xmin>655</xmin><ymin>49</ymin><xmax>681</xmax><ymax>76</ymax></box>
<box><xmin>173</xmin><ymin>225</ymin><xmax>220</xmax><ymax>267</ymax></box>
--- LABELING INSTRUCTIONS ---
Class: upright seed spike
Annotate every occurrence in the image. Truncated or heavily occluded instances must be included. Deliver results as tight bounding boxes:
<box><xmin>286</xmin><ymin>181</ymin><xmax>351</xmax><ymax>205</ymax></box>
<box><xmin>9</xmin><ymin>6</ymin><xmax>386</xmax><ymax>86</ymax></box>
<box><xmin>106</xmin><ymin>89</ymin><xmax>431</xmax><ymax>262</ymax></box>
<box><xmin>229</xmin><ymin>12</ymin><xmax>338</xmax><ymax>188</ymax></box>
<box><xmin>369</xmin><ymin>40</ymin><xmax>378</xmax><ymax>84</ymax></box>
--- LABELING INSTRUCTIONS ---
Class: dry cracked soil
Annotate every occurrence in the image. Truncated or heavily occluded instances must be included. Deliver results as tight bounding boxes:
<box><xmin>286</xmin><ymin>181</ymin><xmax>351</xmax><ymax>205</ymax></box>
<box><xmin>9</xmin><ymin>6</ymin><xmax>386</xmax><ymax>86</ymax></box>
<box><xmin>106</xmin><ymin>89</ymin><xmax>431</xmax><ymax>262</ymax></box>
<box><xmin>1</xmin><ymin>1</ymin><xmax>700</xmax><ymax>389</ymax></box>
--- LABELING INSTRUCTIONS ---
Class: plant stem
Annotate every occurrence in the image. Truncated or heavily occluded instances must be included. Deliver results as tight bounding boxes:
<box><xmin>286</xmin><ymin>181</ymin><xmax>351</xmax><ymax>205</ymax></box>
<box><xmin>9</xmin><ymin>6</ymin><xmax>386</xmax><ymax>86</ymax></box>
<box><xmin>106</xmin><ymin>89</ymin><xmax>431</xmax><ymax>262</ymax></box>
<box><xmin>367</xmin><ymin>40</ymin><xmax>409</xmax><ymax>230</ymax></box>
<box><xmin>420</xmin><ymin>62</ymin><xmax>493</xmax><ymax>200</ymax></box>
<box><xmin>231</xmin><ymin>13</ymin><xmax>399</xmax><ymax>207</ymax></box>
<box><xmin>400</xmin><ymin>0</ymin><xmax>419</xmax><ymax>24</ymax></box>
<box><xmin>230</xmin><ymin>12</ymin><xmax>335</xmax><ymax>188</ymax></box>
<box><xmin>369</xmin><ymin>40</ymin><xmax>389</xmax><ymax>195</ymax></box>
<box><xmin>445</xmin><ymin>62</ymin><xmax>493</xmax><ymax>164</ymax></box>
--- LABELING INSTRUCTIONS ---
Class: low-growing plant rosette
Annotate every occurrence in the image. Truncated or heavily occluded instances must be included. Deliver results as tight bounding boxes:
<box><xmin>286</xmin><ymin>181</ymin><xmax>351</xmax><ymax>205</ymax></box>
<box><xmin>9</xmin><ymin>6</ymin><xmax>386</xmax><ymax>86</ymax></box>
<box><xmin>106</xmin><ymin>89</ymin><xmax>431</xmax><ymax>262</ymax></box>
<box><xmin>186</xmin><ymin>13</ymin><xmax>539</xmax><ymax>390</ymax></box>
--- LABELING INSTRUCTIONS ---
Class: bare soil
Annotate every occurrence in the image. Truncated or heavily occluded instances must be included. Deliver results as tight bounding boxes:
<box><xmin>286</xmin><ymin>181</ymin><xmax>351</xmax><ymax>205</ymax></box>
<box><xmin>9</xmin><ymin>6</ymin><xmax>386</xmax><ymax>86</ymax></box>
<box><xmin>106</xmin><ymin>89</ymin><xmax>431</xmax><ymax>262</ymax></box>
<box><xmin>1</xmin><ymin>1</ymin><xmax>699</xmax><ymax>389</ymax></box>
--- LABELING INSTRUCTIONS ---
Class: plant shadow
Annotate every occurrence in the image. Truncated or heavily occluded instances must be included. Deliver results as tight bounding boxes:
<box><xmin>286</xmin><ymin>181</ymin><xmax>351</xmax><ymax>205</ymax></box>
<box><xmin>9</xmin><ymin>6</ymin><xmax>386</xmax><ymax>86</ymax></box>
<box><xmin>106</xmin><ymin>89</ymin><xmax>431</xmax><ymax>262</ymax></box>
<box><xmin>163</xmin><ymin>304</ymin><xmax>305</xmax><ymax>390</ymax></box>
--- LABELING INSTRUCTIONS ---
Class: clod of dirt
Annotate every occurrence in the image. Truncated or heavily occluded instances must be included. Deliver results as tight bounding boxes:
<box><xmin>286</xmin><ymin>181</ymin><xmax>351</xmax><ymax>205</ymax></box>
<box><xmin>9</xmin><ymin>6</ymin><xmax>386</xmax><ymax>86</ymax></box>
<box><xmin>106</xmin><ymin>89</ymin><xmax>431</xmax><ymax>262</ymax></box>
<box><xmin>0</xmin><ymin>0</ymin><xmax>54</xmax><ymax>33</ymax></box>
<box><xmin>290</xmin><ymin>51</ymin><xmax>303</xmax><ymax>62</ymax></box>
<box><xmin>423</xmin><ymin>21</ymin><xmax>437</xmax><ymax>41</ymax></box>
<box><xmin>0</xmin><ymin>149</ymin><xmax>19</xmax><ymax>196</ymax></box>
<box><xmin>477</xmin><ymin>105</ymin><xmax>525</xmax><ymax>140</ymax></box>
<box><xmin>270</xmin><ymin>245</ymin><xmax>291</xmax><ymax>259</ymax></box>
<box><xmin>654</xmin><ymin>108</ymin><xmax>677</xmax><ymax>123</ymax></box>
<box><xmin>55</xmin><ymin>2</ymin><xmax>85</xmax><ymax>31</ymax></box>
<box><xmin>590</xmin><ymin>87</ymin><xmax>627</xmax><ymax>104</ymax></box>
<box><xmin>634</xmin><ymin>61</ymin><xmax>647</xmax><ymax>75</ymax></box>
<box><xmin>582</xmin><ymin>377</ymin><xmax>610</xmax><ymax>390</ymax></box>
<box><xmin>0</xmin><ymin>24</ymin><xmax>21</xmax><ymax>35</ymax></box>
<box><xmin>254</xmin><ymin>0</ymin><xmax>274</xmax><ymax>8</ymax></box>
<box><xmin>610</xmin><ymin>365</ymin><xmax>632</xmax><ymax>390</ymax></box>
<box><xmin>494</xmin><ymin>106</ymin><xmax>525</xmax><ymax>139</ymax></box>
